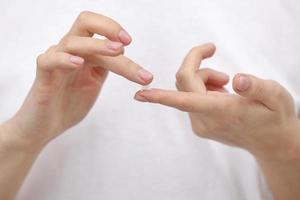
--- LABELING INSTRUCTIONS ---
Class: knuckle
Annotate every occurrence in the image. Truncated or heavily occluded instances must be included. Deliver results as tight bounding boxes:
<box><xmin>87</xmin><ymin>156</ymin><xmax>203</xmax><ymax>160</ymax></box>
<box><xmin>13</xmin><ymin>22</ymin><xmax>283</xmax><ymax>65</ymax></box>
<box><xmin>268</xmin><ymin>80</ymin><xmax>284</xmax><ymax>98</ymax></box>
<box><xmin>124</xmin><ymin>59</ymin><xmax>136</xmax><ymax>70</ymax></box>
<box><xmin>36</xmin><ymin>53</ymin><xmax>46</xmax><ymax>69</ymax></box>
<box><xmin>175</xmin><ymin>70</ymin><xmax>189</xmax><ymax>84</ymax></box>
<box><xmin>60</xmin><ymin>37</ymin><xmax>74</xmax><ymax>51</ymax></box>
<box><xmin>77</xmin><ymin>11</ymin><xmax>92</xmax><ymax>23</ymax></box>
<box><xmin>175</xmin><ymin>81</ymin><xmax>182</xmax><ymax>91</ymax></box>
<box><xmin>252</xmin><ymin>83</ymin><xmax>265</xmax><ymax>98</ymax></box>
<box><xmin>152</xmin><ymin>91</ymin><xmax>165</xmax><ymax>104</ymax></box>
<box><xmin>199</xmin><ymin>68</ymin><xmax>211</xmax><ymax>74</ymax></box>
<box><xmin>189</xmin><ymin>46</ymin><xmax>200</xmax><ymax>54</ymax></box>
<box><xmin>46</xmin><ymin>45</ymin><xmax>58</xmax><ymax>53</ymax></box>
<box><xmin>57</xmin><ymin>54</ymin><xmax>67</xmax><ymax>65</ymax></box>
<box><xmin>198</xmin><ymin>68</ymin><xmax>210</xmax><ymax>80</ymax></box>
<box><xmin>189</xmin><ymin>46</ymin><xmax>204</xmax><ymax>57</ymax></box>
<box><xmin>107</xmin><ymin>20</ymin><xmax>122</xmax><ymax>34</ymax></box>
<box><xmin>115</xmin><ymin>59</ymin><xmax>133</xmax><ymax>76</ymax></box>
<box><xmin>118</xmin><ymin>47</ymin><xmax>125</xmax><ymax>55</ymax></box>
<box><xmin>192</xmin><ymin>125</ymin><xmax>206</xmax><ymax>136</ymax></box>
<box><xmin>177</xmin><ymin>95</ymin><xmax>194</xmax><ymax>111</ymax></box>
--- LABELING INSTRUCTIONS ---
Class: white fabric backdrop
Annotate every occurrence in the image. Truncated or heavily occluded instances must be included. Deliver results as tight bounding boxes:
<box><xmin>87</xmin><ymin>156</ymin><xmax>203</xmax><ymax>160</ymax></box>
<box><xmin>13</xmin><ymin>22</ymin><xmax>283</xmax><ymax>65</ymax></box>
<box><xmin>0</xmin><ymin>0</ymin><xmax>299</xmax><ymax>199</ymax></box>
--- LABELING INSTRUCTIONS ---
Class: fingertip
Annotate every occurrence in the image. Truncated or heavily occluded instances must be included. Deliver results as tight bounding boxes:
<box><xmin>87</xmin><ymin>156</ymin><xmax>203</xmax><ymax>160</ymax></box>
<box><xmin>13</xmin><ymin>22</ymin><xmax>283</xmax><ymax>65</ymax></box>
<box><xmin>233</xmin><ymin>74</ymin><xmax>251</xmax><ymax>93</ymax></box>
<box><xmin>103</xmin><ymin>40</ymin><xmax>125</xmax><ymax>56</ymax></box>
<box><xmin>134</xmin><ymin>93</ymin><xmax>148</xmax><ymax>102</ymax></box>
<box><xmin>215</xmin><ymin>71</ymin><xmax>230</xmax><ymax>84</ymax></box>
<box><xmin>137</xmin><ymin>68</ymin><xmax>154</xmax><ymax>85</ymax></box>
<box><xmin>118</xmin><ymin>30</ymin><xmax>132</xmax><ymax>45</ymax></box>
<box><xmin>205</xmin><ymin>42</ymin><xmax>216</xmax><ymax>52</ymax></box>
<box><xmin>134</xmin><ymin>89</ymin><xmax>155</xmax><ymax>102</ymax></box>
<box><xmin>106</xmin><ymin>40</ymin><xmax>124</xmax><ymax>50</ymax></box>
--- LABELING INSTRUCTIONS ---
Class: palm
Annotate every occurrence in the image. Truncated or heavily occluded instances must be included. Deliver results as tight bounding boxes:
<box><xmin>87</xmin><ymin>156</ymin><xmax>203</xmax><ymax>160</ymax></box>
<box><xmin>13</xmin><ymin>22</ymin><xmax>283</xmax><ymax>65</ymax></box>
<box><xmin>16</xmin><ymin>65</ymin><xmax>108</xmax><ymax>143</ymax></box>
<box><xmin>53</xmin><ymin>66</ymin><xmax>107</xmax><ymax>127</ymax></box>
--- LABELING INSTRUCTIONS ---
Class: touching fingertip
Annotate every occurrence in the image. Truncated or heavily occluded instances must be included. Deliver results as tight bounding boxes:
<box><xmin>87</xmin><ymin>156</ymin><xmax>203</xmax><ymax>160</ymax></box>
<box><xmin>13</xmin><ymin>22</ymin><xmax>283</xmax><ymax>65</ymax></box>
<box><xmin>118</xmin><ymin>30</ymin><xmax>132</xmax><ymax>45</ymax></box>
<box><xmin>134</xmin><ymin>94</ymin><xmax>148</xmax><ymax>102</ymax></box>
<box><xmin>137</xmin><ymin>68</ymin><xmax>154</xmax><ymax>84</ymax></box>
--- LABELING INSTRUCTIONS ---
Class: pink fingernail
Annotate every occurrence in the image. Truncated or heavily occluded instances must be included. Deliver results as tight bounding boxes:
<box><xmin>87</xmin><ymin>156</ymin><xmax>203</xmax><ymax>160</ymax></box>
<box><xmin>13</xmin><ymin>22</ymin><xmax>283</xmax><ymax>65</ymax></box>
<box><xmin>134</xmin><ymin>94</ymin><xmax>148</xmax><ymax>102</ymax></box>
<box><xmin>237</xmin><ymin>75</ymin><xmax>250</xmax><ymax>91</ymax></box>
<box><xmin>70</xmin><ymin>56</ymin><xmax>84</xmax><ymax>65</ymax></box>
<box><xmin>118</xmin><ymin>30</ymin><xmax>132</xmax><ymax>45</ymax></box>
<box><xmin>106</xmin><ymin>41</ymin><xmax>123</xmax><ymax>51</ymax></box>
<box><xmin>137</xmin><ymin>69</ymin><xmax>153</xmax><ymax>83</ymax></box>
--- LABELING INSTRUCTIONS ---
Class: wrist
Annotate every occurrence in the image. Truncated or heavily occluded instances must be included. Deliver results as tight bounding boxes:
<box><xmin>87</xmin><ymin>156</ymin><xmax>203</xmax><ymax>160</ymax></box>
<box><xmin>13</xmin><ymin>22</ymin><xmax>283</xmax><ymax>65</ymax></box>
<box><xmin>0</xmin><ymin>120</ymin><xmax>45</xmax><ymax>155</ymax></box>
<box><xmin>252</xmin><ymin>119</ymin><xmax>300</xmax><ymax>165</ymax></box>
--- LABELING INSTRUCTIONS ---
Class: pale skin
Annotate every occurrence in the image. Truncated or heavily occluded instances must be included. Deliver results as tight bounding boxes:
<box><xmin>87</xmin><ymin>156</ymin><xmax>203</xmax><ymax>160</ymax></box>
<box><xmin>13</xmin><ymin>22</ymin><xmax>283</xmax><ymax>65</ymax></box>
<box><xmin>135</xmin><ymin>43</ymin><xmax>300</xmax><ymax>200</ymax></box>
<box><xmin>0</xmin><ymin>11</ymin><xmax>299</xmax><ymax>200</ymax></box>
<box><xmin>0</xmin><ymin>11</ymin><xmax>154</xmax><ymax>200</ymax></box>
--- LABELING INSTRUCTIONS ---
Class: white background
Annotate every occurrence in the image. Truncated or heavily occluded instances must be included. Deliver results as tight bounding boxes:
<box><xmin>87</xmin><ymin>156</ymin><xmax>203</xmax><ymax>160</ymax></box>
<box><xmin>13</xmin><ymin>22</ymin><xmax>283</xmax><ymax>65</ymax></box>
<box><xmin>0</xmin><ymin>0</ymin><xmax>299</xmax><ymax>199</ymax></box>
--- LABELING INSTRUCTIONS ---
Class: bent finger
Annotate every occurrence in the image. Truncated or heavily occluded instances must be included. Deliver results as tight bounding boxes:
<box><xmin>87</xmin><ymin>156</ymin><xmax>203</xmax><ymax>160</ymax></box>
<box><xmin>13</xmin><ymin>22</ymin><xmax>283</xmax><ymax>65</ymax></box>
<box><xmin>198</xmin><ymin>68</ymin><xmax>229</xmax><ymax>87</ymax></box>
<box><xmin>37</xmin><ymin>52</ymin><xmax>84</xmax><ymax>71</ymax></box>
<box><xmin>67</xmin><ymin>11</ymin><xmax>132</xmax><ymax>45</ymax></box>
<box><xmin>58</xmin><ymin>36</ymin><xmax>124</xmax><ymax>57</ymax></box>
<box><xmin>176</xmin><ymin>43</ymin><xmax>216</xmax><ymax>92</ymax></box>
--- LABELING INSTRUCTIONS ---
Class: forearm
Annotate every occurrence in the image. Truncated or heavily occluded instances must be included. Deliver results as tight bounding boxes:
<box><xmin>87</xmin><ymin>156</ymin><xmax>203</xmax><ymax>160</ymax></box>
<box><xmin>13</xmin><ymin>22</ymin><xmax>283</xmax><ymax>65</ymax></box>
<box><xmin>0</xmin><ymin>121</ymin><xmax>42</xmax><ymax>200</ymax></box>
<box><xmin>254</xmin><ymin>123</ymin><xmax>300</xmax><ymax>200</ymax></box>
<box><xmin>257</xmin><ymin>157</ymin><xmax>300</xmax><ymax>200</ymax></box>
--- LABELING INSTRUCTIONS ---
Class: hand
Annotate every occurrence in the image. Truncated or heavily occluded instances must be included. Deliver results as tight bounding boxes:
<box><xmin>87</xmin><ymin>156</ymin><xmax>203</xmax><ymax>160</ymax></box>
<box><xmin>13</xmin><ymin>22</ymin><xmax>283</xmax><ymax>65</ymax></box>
<box><xmin>135</xmin><ymin>43</ymin><xmax>300</xmax><ymax>160</ymax></box>
<box><xmin>4</xmin><ymin>11</ymin><xmax>153</xmax><ymax>151</ymax></box>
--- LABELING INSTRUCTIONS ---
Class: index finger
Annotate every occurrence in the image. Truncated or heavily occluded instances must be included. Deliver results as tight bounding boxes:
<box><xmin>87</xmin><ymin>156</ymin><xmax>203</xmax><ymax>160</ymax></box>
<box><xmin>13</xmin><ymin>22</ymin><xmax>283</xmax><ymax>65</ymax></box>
<box><xmin>176</xmin><ymin>43</ymin><xmax>216</xmax><ymax>93</ymax></box>
<box><xmin>179</xmin><ymin>43</ymin><xmax>216</xmax><ymax>75</ymax></box>
<box><xmin>134</xmin><ymin>89</ymin><xmax>216</xmax><ymax>113</ymax></box>
<box><xmin>67</xmin><ymin>11</ymin><xmax>132</xmax><ymax>45</ymax></box>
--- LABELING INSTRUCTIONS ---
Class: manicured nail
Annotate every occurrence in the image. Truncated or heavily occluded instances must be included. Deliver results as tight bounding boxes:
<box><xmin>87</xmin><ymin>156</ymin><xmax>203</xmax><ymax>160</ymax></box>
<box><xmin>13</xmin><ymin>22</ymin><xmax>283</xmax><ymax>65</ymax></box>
<box><xmin>137</xmin><ymin>69</ymin><xmax>153</xmax><ymax>83</ymax></box>
<box><xmin>134</xmin><ymin>94</ymin><xmax>148</xmax><ymax>102</ymax></box>
<box><xmin>118</xmin><ymin>30</ymin><xmax>132</xmax><ymax>45</ymax></box>
<box><xmin>237</xmin><ymin>75</ymin><xmax>250</xmax><ymax>91</ymax></box>
<box><xmin>106</xmin><ymin>41</ymin><xmax>123</xmax><ymax>51</ymax></box>
<box><xmin>70</xmin><ymin>56</ymin><xmax>84</xmax><ymax>65</ymax></box>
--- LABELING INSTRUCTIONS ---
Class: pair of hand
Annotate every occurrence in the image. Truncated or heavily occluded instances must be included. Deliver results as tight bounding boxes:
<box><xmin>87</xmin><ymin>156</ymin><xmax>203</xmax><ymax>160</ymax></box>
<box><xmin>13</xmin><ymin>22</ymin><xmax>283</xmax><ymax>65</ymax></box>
<box><xmin>4</xmin><ymin>11</ymin><xmax>300</xmax><ymax>161</ymax></box>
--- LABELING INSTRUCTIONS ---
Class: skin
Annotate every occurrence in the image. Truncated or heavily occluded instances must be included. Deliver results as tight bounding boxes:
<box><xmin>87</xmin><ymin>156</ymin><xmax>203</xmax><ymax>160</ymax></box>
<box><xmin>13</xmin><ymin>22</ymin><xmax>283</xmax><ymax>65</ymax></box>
<box><xmin>0</xmin><ymin>11</ymin><xmax>299</xmax><ymax>200</ymax></box>
<box><xmin>0</xmin><ymin>11</ymin><xmax>153</xmax><ymax>200</ymax></box>
<box><xmin>135</xmin><ymin>43</ymin><xmax>300</xmax><ymax>200</ymax></box>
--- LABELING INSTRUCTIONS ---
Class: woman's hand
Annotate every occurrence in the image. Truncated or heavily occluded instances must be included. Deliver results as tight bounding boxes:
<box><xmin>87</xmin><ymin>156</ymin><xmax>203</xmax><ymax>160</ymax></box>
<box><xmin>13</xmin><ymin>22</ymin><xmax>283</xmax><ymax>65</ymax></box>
<box><xmin>4</xmin><ymin>11</ymin><xmax>153</xmax><ymax>151</ymax></box>
<box><xmin>135</xmin><ymin>43</ymin><xmax>300</xmax><ymax>199</ymax></box>
<box><xmin>135</xmin><ymin>43</ymin><xmax>300</xmax><ymax>160</ymax></box>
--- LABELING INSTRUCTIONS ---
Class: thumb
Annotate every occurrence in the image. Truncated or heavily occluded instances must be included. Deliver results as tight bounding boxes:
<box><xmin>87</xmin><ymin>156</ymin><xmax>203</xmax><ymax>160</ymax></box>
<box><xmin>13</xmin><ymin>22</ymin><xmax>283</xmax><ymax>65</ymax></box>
<box><xmin>232</xmin><ymin>73</ymin><xmax>292</xmax><ymax>111</ymax></box>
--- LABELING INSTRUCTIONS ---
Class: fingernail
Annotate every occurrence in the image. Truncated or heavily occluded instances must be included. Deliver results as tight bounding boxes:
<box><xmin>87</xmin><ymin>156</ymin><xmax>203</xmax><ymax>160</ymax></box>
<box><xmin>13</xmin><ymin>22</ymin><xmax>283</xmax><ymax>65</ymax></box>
<box><xmin>118</xmin><ymin>30</ymin><xmax>132</xmax><ymax>45</ymax></box>
<box><xmin>237</xmin><ymin>75</ymin><xmax>250</xmax><ymax>91</ymax></box>
<box><xmin>134</xmin><ymin>94</ymin><xmax>148</xmax><ymax>102</ymax></box>
<box><xmin>137</xmin><ymin>69</ymin><xmax>153</xmax><ymax>83</ymax></box>
<box><xmin>106</xmin><ymin>41</ymin><xmax>123</xmax><ymax>51</ymax></box>
<box><xmin>70</xmin><ymin>56</ymin><xmax>84</xmax><ymax>65</ymax></box>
